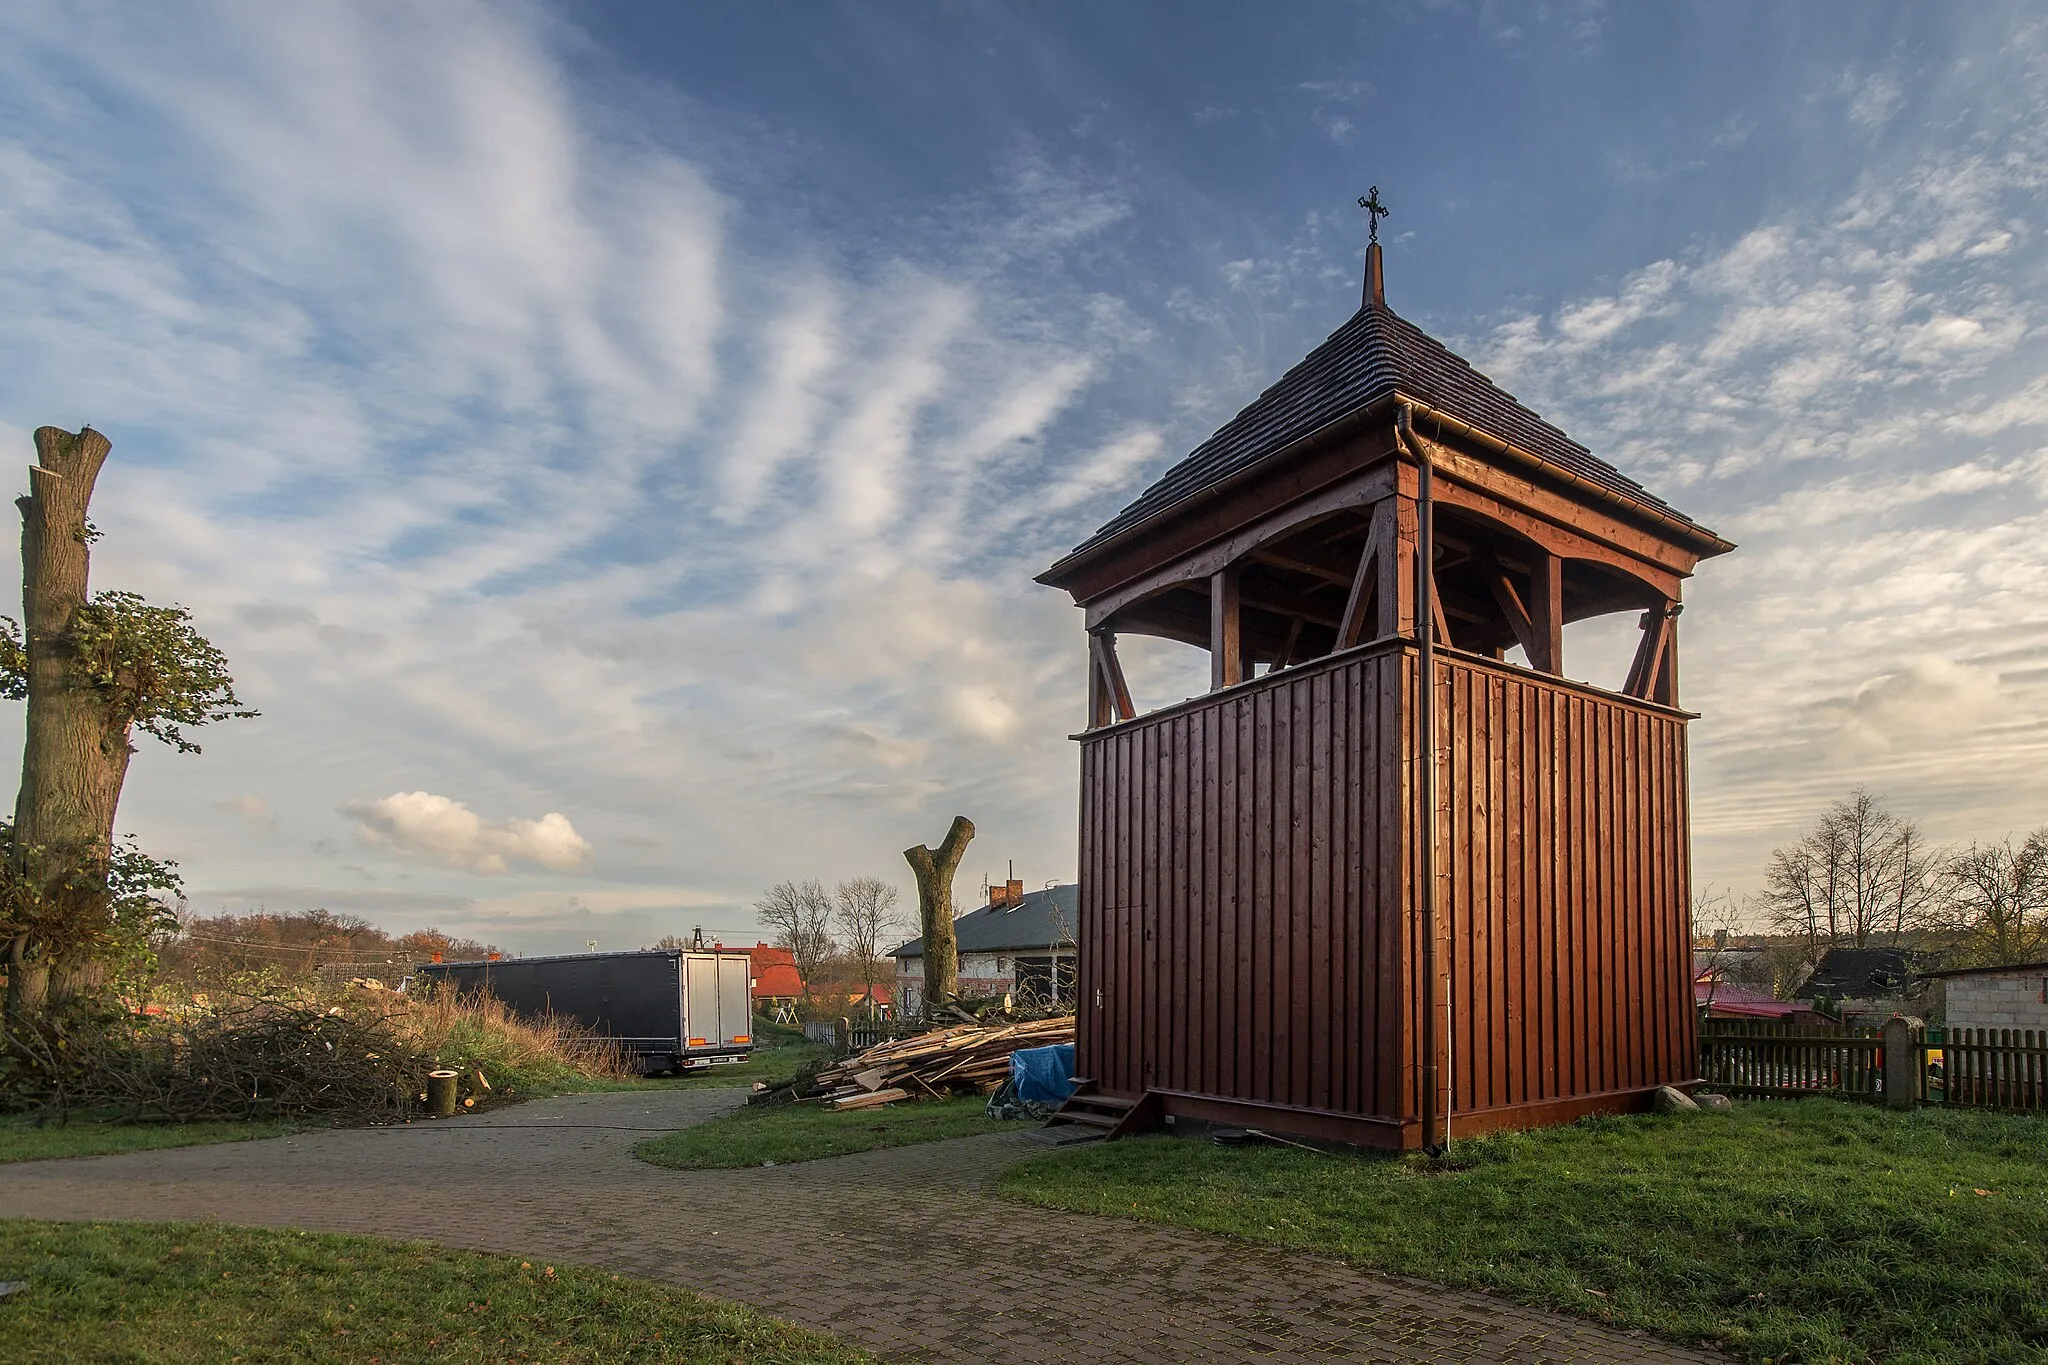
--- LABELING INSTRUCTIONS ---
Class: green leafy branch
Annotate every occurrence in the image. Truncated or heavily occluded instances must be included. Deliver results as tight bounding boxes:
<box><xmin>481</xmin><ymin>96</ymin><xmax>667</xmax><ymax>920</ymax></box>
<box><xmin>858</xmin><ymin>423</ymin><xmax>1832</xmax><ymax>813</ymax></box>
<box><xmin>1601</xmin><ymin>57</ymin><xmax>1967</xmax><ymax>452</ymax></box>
<box><xmin>0</xmin><ymin>824</ymin><xmax>182</xmax><ymax>972</ymax></box>
<box><xmin>0</xmin><ymin>592</ymin><xmax>258</xmax><ymax>752</ymax></box>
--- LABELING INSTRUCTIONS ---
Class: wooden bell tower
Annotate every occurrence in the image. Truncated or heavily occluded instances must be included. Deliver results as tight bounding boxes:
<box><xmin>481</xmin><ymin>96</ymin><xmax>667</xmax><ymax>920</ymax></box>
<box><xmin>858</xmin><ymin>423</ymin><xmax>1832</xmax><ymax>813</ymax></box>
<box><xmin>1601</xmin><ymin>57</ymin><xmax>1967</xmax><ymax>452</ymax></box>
<box><xmin>1038</xmin><ymin>223</ymin><xmax>1733</xmax><ymax>1148</ymax></box>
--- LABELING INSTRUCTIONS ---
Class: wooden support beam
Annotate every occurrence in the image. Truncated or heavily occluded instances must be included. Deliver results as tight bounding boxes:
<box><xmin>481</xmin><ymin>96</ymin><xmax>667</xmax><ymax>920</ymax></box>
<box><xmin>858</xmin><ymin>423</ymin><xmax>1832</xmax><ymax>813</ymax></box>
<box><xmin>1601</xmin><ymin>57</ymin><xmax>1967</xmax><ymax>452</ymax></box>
<box><xmin>1087</xmin><ymin>637</ymin><xmax>1109</xmax><ymax>729</ymax></box>
<box><xmin>1091</xmin><ymin>631</ymin><xmax>1135</xmax><ymax>722</ymax></box>
<box><xmin>1371</xmin><ymin>496</ymin><xmax>1416</xmax><ymax>640</ymax></box>
<box><xmin>1528</xmin><ymin>548</ymin><xmax>1563</xmax><ymax>674</ymax></box>
<box><xmin>1210</xmin><ymin>566</ymin><xmax>1243</xmax><ymax>691</ymax></box>
<box><xmin>1651</xmin><ymin>604</ymin><xmax>1680</xmax><ymax>705</ymax></box>
<box><xmin>1430</xmin><ymin>579</ymin><xmax>1454</xmax><ymax>649</ymax></box>
<box><xmin>1074</xmin><ymin>464</ymin><xmax>1398</xmax><ymax>629</ymax></box>
<box><xmin>1248</xmin><ymin>546</ymin><xmax>1355</xmax><ymax>587</ymax></box>
<box><xmin>1240</xmin><ymin>590</ymin><xmax>1341</xmax><ymax>630</ymax></box>
<box><xmin>1336</xmin><ymin>522</ymin><xmax>1382</xmax><ymax>650</ymax></box>
<box><xmin>1622</xmin><ymin>610</ymin><xmax>1656</xmax><ymax>697</ymax></box>
<box><xmin>1480</xmin><ymin>553</ymin><xmax>1541</xmax><ymax>665</ymax></box>
<box><xmin>1272</xmin><ymin>617</ymin><xmax>1305</xmax><ymax>673</ymax></box>
<box><xmin>1622</xmin><ymin>603</ymin><xmax>1675</xmax><ymax>701</ymax></box>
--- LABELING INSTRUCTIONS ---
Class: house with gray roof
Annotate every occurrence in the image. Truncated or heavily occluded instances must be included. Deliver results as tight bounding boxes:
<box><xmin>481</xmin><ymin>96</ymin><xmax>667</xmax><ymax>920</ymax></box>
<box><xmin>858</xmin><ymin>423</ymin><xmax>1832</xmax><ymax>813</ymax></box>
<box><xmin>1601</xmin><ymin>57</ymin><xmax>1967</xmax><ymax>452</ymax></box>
<box><xmin>890</xmin><ymin>882</ymin><xmax>1079</xmax><ymax>1013</ymax></box>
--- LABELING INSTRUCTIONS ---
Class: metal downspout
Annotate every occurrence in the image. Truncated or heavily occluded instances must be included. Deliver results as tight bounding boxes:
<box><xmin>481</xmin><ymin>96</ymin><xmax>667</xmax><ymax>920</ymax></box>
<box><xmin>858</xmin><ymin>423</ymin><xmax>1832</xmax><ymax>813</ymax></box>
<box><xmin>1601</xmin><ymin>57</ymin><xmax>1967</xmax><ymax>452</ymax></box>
<box><xmin>1396</xmin><ymin>402</ymin><xmax>1449</xmax><ymax>1154</ymax></box>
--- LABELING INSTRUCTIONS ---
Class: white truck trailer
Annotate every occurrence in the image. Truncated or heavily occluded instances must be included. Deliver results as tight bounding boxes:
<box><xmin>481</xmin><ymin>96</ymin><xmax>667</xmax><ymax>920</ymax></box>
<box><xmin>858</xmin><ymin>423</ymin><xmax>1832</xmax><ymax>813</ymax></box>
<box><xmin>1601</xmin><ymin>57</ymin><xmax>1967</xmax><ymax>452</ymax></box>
<box><xmin>415</xmin><ymin>948</ymin><xmax>755</xmax><ymax>1074</ymax></box>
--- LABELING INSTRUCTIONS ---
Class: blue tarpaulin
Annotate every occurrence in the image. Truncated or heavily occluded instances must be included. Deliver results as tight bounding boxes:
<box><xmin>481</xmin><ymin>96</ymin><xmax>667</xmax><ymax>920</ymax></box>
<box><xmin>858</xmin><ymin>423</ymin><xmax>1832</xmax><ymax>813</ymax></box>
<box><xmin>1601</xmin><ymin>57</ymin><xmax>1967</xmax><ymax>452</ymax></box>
<box><xmin>1010</xmin><ymin>1043</ymin><xmax>1076</xmax><ymax>1107</ymax></box>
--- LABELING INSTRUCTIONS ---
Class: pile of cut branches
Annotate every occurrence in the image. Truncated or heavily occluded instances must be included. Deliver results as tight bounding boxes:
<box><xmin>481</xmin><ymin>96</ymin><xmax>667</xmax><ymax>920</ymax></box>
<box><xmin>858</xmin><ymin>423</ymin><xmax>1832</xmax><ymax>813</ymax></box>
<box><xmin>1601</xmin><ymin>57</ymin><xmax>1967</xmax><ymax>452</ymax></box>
<box><xmin>0</xmin><ymin>983</ymin><xmax>627</xmax><ymax>1125</ymax></box>
<box><xmin>1</xmin><ymin>994</ymin><xmax>428</xmax><ymax>1123</ymax></box>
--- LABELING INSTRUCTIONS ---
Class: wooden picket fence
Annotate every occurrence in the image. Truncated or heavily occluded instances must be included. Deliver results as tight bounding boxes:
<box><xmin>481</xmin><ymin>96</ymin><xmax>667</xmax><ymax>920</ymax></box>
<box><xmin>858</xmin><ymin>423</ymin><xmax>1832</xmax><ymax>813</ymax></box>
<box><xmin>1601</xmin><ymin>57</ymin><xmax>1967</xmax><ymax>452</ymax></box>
<box><xmin>1697</xmin><ymin>1018</ymin><xmax>2048</xmax><ymax>1111</ymax></box>
<box><xmin>844</xmin><ymin>1017</ymin><xmax>926</xmax><ymax>1054</ymax></box>
<box><xmin>1932</xmin><ymin>1027</ymin><xmax>2048</xmax><ymax>1111</ymax></box>
<box><xmin>1697</xmin><ymin>1020</ymin><xmax>1883</xmax><ymax>1101</ymax></box>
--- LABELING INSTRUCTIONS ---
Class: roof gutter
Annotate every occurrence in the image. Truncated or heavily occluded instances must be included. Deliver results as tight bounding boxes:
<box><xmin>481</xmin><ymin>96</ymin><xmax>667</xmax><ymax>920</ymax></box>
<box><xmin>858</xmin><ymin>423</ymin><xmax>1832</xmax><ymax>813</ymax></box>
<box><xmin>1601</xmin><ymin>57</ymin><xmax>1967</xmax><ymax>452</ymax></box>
<box><xmin>1395</xmin><ymin>403</ymin><xmax>1449</xmax><ymax>1156</ymax></box>
<box><xmin>1397</xmin><ymin>396</ymin><xmax>1735</xmax><ymax>558</ymax></box>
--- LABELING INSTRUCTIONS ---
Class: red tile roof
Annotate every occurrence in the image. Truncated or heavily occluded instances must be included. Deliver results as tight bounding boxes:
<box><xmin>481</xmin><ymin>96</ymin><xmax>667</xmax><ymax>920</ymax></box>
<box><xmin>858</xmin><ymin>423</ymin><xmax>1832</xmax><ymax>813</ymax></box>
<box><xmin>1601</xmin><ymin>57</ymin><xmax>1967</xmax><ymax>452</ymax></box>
<box><xmin>749</xmin><ymin>943</ymin><xmax>803</xmax><ymax>999</ymax></box>
<box><xmin>1694</xmin><ymin>976</ymin><xmax>1824</xmax><ymax>1019</ymax></box>
<box><xmin>1693</xmin><ymin>977</ymin><xmax>1781</xmax><ymax>1006</ymax></box>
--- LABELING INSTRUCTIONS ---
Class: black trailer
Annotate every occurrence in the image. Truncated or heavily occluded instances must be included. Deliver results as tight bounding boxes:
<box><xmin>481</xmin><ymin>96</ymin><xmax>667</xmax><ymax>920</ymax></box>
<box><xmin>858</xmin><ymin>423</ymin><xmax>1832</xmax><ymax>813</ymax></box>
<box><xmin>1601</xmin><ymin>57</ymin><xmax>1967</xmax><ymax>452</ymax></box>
<box><xmin>414</xmin><ymin>948</ymin><xmax>755</xmax><ymax>1074</ymax></box>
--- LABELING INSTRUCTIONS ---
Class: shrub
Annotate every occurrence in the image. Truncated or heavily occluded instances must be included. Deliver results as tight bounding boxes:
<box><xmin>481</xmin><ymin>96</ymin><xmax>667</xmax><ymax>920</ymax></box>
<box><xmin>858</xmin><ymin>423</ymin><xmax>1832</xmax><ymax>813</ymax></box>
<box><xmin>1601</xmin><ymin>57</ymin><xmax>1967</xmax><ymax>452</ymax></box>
<box><xmin>0</xmin><ymin>981</ymin><xmax>627</xmax><ymax>1125</ymax></box>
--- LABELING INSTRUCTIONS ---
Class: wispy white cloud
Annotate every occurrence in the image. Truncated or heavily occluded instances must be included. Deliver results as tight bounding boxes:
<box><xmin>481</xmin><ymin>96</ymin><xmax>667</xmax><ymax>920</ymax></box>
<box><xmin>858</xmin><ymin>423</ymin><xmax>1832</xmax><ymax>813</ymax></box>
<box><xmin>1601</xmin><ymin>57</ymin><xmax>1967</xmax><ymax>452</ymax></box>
<box><xmin>0</xmin><ymin>0</ymin><xmax>1168</xmax><ymax>950</ymax></box>
<box><xmin>1466</xmin><ymin>37</ymin><xmax>2048</xmax><ymax>900</ymax></box>
<box><xmin>3</xmin><ymin>1</ymin><xmax>2045</xmax><ymax>948</ymax></box>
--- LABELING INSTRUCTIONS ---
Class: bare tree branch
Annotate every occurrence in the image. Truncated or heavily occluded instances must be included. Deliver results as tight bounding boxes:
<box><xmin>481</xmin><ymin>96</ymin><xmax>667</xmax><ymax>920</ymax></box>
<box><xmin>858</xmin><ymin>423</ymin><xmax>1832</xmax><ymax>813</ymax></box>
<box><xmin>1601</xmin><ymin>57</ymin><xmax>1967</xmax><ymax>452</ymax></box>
<box><xmin>1759</xmin><ymin>789</ymin><xmax>1940</xmax><ymax>953</ymax></box>
<box><xmin>1939</xmin><ymin>830</ymin><xmax>2048</xmax><ymax>967</ymax></box>
<box><xmin>832</xmin><ymin>876</ymin><xmax>903</xmax><ymax>1016</ymax></box>
<box><xmin>753</xmin><ymin>879</ymin><xmax>835</xmax><ymax>1005</ymax></box>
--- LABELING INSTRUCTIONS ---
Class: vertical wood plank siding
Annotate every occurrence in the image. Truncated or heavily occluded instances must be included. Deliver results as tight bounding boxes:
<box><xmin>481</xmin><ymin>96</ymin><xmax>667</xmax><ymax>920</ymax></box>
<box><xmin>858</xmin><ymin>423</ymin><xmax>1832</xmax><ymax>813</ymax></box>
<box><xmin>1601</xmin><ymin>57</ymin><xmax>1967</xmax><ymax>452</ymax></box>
<box><xmin>1077</xmin><ymin>647</ymin><xmax>1407</xmax><ymax>1119</ymax></box>
<box><xmin>1434</xmin><ymin>657</ymin><xmax>1694</xmax><ymax>1119</ymax></box>
<box><xmin>1075</xmin><ymin>640</ymin><xmax>1695</xmax><ymax>1135</ymax></box>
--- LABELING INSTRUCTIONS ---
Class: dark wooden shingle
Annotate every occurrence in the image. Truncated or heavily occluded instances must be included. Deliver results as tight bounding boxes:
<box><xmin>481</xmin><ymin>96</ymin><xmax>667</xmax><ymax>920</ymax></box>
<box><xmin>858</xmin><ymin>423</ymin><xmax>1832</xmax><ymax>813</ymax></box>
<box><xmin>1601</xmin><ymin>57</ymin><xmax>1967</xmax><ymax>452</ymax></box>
<box><xmin>1070</xmin><ymin>302</ymin><xmax>1692</xmax><ymax>557</ymax></box>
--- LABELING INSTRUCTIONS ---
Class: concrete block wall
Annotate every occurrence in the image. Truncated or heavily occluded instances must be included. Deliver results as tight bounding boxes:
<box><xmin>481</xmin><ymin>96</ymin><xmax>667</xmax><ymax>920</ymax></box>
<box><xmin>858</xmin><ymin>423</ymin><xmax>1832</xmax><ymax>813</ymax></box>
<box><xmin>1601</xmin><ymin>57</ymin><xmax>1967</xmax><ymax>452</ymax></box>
<box><xmin>894</xmin><ymin>950</ymin><xmax>1076</xmax><ymax>1014</ymax></box>
<box><xmin>1944</xmin><ymin>972</ymin><xmax>2048</xmax><ymax>1032</ymax></box>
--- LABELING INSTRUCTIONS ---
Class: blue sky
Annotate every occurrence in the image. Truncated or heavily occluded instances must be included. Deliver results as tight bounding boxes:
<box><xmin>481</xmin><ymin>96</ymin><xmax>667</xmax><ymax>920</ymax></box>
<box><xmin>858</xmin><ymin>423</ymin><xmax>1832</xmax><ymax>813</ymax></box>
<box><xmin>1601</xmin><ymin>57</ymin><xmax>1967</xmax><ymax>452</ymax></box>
<box><xmin>2</xmin><ymin>1</ymin><xmax>2044</xmax><ymax>949</ymax></box>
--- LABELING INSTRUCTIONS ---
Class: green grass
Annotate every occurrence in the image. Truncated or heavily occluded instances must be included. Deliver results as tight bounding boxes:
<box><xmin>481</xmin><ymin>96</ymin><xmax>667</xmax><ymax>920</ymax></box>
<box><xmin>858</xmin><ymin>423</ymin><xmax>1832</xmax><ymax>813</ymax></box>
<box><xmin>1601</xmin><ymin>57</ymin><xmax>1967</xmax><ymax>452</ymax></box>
<box><xmin>0</xmin><ymin>1036</ymin><xmax>834</xmax><ymax>1162</ymax></box>
<box><xmin>0</xmin><ymin>1112</ymin><xmax>309</xmax><ymax>1164</ymax></box>
<box><xmin>0</xmin><ymin>1218</ymin><xmax>874</xmax><ymax>1363</ymax></box>
<box><xmin>748</xmin><ymin>1015</ymin><xmax>811</xmax><ymax>1047</ymax></box>
<box><xmin>637</xmin><ymin>1095</ymin><xmax>1009</xmax><ymax>1170</ymax></box>
<box><xmin>567</xmin><ymin>1040</ymin><xmax>835</xmax><ymax>1093</ymax></box>
<box><xmin>669</xmin><ymin>1040</ymin><xmax>833</xmax><ymax>1089</ymax></box>
<box><xmin>996</xmin><ymin>1100</ymin><xmax>2048</xmax><ymax>1365</ymax></box>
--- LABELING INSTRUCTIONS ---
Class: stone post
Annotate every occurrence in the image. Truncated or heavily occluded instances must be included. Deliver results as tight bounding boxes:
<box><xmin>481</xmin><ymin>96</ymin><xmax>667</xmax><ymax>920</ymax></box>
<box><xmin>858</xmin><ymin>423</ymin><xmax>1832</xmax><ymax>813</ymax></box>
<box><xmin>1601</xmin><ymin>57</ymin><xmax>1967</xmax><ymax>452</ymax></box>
<box><xmin>1882</xmin><ymin>1015</ymin><xmax>1922</xmax><ymax>1111</ymax></box>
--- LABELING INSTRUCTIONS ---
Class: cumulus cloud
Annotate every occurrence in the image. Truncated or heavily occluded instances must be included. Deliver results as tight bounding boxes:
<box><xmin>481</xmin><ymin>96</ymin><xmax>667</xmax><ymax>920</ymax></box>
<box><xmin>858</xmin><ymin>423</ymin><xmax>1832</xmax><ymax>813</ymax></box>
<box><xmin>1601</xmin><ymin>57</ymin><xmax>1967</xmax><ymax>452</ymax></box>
<box><xmin>344</xmin><ymin>792</ymin><xmax>593</xmax><ymax>875</ymax></box>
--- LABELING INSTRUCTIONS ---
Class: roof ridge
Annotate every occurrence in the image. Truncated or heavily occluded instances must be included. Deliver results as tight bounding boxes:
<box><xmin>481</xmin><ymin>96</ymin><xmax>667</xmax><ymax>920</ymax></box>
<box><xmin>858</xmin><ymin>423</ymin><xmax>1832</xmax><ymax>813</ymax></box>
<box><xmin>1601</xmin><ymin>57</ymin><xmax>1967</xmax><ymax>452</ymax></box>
<box><xmin>1058</xmin><ymin>300</ymin><xmax>1694</xmax><ymax>563</ymax></box>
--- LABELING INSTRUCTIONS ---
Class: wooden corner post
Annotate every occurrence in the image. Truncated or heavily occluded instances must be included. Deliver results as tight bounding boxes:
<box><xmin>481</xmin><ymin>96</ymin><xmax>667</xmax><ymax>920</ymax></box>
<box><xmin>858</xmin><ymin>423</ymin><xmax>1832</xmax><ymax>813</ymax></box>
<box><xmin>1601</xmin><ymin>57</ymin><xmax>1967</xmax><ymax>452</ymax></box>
<box><xmin>1210</xmin><ymin>566</ymin><xmax>1243</xmax><ymax>690</ymax></box>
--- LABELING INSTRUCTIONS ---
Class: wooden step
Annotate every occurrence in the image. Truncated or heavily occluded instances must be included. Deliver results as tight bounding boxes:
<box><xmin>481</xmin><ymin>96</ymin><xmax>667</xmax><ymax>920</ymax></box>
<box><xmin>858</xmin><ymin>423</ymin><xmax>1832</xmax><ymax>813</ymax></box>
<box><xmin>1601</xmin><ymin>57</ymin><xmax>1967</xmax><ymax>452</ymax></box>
<box><xmin>1044</xmin><ymin>1081</ymin><xmax>1141</xmax><ymax>1133</ymax></box>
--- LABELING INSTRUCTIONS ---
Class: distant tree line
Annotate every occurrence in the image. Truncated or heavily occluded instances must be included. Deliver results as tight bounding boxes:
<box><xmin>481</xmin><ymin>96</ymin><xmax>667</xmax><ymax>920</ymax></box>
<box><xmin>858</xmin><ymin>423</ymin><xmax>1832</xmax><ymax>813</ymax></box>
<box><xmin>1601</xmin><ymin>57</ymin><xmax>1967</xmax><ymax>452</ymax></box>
<box><xmin>1722</xmin><ymin>787</ymin><xmax>2045</xmax><ymax>973</ymax></box>
<box><xmin>154</xmin><ymin>908</ymin><xmax>497</xmax><ymax>986</ymax></box>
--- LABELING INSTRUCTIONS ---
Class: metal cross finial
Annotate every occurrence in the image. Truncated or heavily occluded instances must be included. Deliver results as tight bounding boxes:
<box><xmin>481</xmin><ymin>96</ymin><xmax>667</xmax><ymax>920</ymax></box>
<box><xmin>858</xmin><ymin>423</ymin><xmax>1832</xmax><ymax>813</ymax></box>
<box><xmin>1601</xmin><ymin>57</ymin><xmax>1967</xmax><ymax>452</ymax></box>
<box><xmin>1358</xmin><ymin>186</ymin><xmax>1389</xmax><ymax>244</ymax></box>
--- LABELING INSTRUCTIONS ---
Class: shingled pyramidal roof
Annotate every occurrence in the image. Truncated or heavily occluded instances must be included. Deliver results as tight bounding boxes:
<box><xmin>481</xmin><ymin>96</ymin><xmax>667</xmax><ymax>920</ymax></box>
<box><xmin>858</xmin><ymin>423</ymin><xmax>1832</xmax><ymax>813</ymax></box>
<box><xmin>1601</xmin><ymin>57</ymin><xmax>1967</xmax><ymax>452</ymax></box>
<box><xmin>1068</xmin><ymin>281</ymin><xmax>1697</xmax><ymax>560</ymax></box>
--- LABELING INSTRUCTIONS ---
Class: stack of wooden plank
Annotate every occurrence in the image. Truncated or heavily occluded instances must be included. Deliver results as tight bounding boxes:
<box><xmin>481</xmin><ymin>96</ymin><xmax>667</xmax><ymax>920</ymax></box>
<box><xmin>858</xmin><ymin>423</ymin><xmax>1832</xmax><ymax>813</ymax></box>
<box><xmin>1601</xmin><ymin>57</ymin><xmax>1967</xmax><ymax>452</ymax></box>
<box><xmin>806</xmin><ymin>1016</ymin><xmax>1075</xmax><ymax>1110</ymax></box>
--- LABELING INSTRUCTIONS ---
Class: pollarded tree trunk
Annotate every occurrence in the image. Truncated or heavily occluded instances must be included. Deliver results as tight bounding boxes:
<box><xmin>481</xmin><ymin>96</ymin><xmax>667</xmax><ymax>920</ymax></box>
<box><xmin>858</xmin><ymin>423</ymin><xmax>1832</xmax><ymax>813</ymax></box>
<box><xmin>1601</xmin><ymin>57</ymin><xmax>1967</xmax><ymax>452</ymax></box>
<box><xmin>8</xmin><ymin>427</ymin><xmax>124</xmax><ymax>1016</ymax></box>
<box><xmin>903</xmin><ymin>815</ymin><xmax>973</xmax><ymax>1014</ymax></box>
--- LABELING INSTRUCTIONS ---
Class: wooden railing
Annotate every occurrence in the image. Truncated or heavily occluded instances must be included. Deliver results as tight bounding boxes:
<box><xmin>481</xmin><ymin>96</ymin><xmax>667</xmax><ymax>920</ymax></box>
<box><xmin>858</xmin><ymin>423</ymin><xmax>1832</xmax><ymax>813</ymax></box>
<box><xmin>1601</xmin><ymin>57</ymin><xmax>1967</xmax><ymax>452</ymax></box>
<box><xmin>1698</xmin><ymin>1020</ymin><xmax>1883</xmax><ymax>1101</ymax></box>
<box><xmin>1698</xmin><ymin>1019</ymin><xmax>2048</xmax><ymax>1111</ymax></box>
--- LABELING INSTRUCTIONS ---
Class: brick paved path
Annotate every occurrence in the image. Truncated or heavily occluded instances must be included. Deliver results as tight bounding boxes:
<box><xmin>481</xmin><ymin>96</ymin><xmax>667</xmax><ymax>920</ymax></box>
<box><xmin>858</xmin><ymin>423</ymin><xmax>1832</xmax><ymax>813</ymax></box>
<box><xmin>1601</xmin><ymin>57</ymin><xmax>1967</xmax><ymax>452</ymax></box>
<box><xmin>6</xmin><ymin>1088</ymin><xmax>1716</xmax><ymax>1363</ymax></box>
